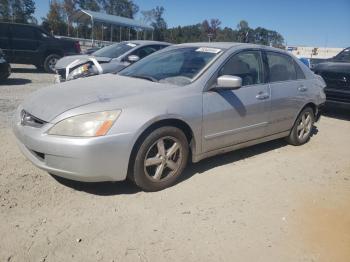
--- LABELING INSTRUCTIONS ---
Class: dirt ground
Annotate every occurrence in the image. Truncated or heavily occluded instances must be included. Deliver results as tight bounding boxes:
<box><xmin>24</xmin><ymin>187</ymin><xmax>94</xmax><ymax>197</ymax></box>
<box><xmin>1</xmin><ymin>65</ymin><xmax>350</xmax><ymax>262</ymax></box>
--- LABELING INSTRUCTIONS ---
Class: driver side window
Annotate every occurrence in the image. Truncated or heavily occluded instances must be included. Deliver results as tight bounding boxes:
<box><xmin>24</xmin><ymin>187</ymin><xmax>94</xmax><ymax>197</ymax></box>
<box><xmin>130</xmin><ymin>46</ymin><xmax>157</xmax><ymax>59</ymax></box>
<box><xmin>219</xmin><ymin>51</ymin><xmax>263</xmax><ymax>86</ymax></box>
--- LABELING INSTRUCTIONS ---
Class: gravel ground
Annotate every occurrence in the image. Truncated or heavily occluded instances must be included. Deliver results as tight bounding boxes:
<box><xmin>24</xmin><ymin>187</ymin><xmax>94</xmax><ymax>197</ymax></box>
<box><xmin>1</xmin><ymin>65</ymin><xmax>350</xmax><ymax>262</ymax></box>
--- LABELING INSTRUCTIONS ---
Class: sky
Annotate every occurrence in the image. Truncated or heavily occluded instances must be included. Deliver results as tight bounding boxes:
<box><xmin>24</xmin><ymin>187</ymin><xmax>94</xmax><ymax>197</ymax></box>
<box><xmin>34</xmin><ymin>0</ymin><xmax>350</xmax><ymax>48</ymax></box>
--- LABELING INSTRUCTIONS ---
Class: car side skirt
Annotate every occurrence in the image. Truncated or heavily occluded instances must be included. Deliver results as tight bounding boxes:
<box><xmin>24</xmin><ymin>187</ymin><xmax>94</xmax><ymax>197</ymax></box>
<box><xmin>192</xmin><ymin>130</ymin><xmax>290</xmax><ymax>163</ymax></box>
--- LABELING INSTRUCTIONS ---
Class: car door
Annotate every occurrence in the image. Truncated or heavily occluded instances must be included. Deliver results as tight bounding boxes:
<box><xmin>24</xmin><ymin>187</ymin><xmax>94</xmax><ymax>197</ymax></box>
<box><xmin>10</xmin><ymin>24</ymin><xmax>39</xmax><ymax>64</ymax></box>
<box><xmin>0</xmin><ymin>23</ymin><xmax>11</xmax><ymax>60</ymax></box>
<box><xmin>202</xmin><ymin>50</ymin><xmax>271</xmax><ymax>152</ymax></box>
<box><xmin>264</xmin><ymin>51</ymin><xmax>307</xmax><ymax>135</ymax></box>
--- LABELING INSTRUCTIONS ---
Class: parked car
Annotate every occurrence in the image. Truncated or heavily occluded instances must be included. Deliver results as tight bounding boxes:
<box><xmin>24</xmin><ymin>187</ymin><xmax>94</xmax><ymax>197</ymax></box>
<box><xmin>313</xmin><ymin>47</ymin><xmax>350</xmax><ymax>105</ymax></box>
<box><xmin>0</xmin><ymin>22</ymin><xmax>81</xmax><ymax>73</ymax></box>
<box><xmin>0</xmin><ymin>48</ymin><xmax>11</xmax><ymax>81</ymax></box>
<box><xmin>82</xmin><ymin>47</ymin><xmax>101</xmax><ymax>55</ymax></box>
<box><xmin>54</xmin><ymin>40</ymin><xmax>171</xmax><ymax>82</ymax></box>
<box><xmin>13</xmin><ymin>43</ymin><xmax>326</xmax><ymax>191</ymax></box>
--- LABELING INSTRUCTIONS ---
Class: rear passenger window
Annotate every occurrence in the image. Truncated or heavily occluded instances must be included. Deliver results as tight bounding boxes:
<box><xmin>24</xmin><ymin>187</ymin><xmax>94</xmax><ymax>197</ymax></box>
<box><xmin>219</xmin><ymin>51</ymin><xmax>263</xmax><ymax>86</ymax></box>
<box><xmin>294</xmin><ymin>61</ymin><xmax>305</xmax><ymax>79</ymax></box>
<box><xmin>267</xmin><ymin>52</ymin><xmax>297</xmax><ymax>82</ymax></box>
<box><xmin>11</xmin><ymin>25</ymin><xmax>36</xmax><ymax>40</ymax></box>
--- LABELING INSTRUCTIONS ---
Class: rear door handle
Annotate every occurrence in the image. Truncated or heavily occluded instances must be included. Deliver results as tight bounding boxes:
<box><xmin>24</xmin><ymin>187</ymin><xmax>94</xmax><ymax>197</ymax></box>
<box><xmin>298</xmin><ymin>85</ymin><xmax>308</xmax><ymax>92</ymax></box>
<box><xmin>256</xmin><ymin>92</ymin><xmax>270</xmax><ymax>100</ymax></box>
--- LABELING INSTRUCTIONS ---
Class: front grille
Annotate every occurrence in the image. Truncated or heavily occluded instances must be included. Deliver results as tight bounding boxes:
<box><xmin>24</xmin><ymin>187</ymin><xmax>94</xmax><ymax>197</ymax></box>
<box><xmin>21</xmin><ymin>110</ymin><xmax>47</xmax><ymax>128</ymax></box>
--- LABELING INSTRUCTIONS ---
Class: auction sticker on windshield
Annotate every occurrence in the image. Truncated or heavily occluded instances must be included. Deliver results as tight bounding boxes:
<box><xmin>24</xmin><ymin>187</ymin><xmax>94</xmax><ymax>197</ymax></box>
<box><xmin>196</xmin><ymin>47</ymin><xmax>221</xmax><ymax>54</ymax></box>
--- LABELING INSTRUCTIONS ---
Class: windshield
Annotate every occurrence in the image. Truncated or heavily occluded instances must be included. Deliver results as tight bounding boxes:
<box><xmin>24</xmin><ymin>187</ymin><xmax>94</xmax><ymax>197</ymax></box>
<box><xmin>119</xmin><ymin>47</ymin><xmax>222</xmax><ymax>86</ymax></box>
<box><xmin>93</xmin><ymin>42</ymin><xmax>138</xmax><ymax>58</ymax></box>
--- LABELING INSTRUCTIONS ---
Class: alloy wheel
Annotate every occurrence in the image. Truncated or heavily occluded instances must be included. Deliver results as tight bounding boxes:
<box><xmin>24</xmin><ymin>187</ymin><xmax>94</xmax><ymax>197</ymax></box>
<box><xmin>48</xmin><ymin>57</ymin><xmax>58</xmax><ymax>71</ymax></box>
<box><xmin>144</xmin><ymin>136</ymin><xmax>183</xmax><ymax>181</ymax></box>
<box><xmin>297</xmin><ymin>112</ymin><xmax>313</xmax><ymax>140</ymax></box>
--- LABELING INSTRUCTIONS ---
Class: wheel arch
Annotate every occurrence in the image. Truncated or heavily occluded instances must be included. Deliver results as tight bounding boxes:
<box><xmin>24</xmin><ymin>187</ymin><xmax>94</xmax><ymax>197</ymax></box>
<box><xmin>127</xmin><ymin>117</ymin><xmax>197</xmax><ymax>177</ymax></box>
<box><xmin>292</xmin><ymin>102</ymin><xmax>318</xmax><ymax>127</ymax></box>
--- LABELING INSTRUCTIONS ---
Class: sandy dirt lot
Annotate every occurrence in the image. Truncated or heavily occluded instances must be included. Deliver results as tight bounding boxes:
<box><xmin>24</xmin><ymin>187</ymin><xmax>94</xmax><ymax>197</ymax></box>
<box><xmin>1</xmin><ymin>65</ymin><xmax>350</xmax><ymax>262</ymax></box>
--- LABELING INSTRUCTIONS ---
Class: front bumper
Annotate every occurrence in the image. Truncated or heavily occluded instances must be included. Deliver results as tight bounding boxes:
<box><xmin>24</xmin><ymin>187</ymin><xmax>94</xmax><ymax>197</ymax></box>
<box><xmin>13</xmin><ymin>120</ymin><xmax>134</xmax><ymax>182</ymax></box>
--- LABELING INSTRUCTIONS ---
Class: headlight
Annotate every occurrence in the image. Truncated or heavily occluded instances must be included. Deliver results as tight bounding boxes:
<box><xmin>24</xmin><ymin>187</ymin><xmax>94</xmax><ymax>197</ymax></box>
<box><xmin>68</xmin><ymin>64</ymin><xmax>90</xmax><ymax>80</ymax></box>
<box><xmin>48</xmin><ymin>111</ymin><xmax>121</xmax><ymax>137</ymax></box>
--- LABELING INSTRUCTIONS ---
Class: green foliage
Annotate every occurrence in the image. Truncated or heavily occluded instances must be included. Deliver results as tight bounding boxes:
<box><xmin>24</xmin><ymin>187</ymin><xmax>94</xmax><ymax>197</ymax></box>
<box><xmin>77</xmin><ymin>0</ymin><xmax>101</xmax><ymax>11</ymax></box>
<box><xmin>0</xmin><ymin>0</ymin><xmax>36</xmax><ymax>23</ymax></box>
<box><xmin>141</xmin><ymin>6</ymin><xmax>167</xmax><ymax>41</ymax></box>
<box><xmin>42</xmin><ymin>0</ymin><xmax>67</xmax><ymax>35</ymax></box>
<box><xmin>36</xmin><ymin>2</ymin><xmax>284</xmax><ymax>48</ymax></box>
<box><xmin>102</xmin><ymin>0</ymin><xmax>139</xmax><ymax>18</ymax></box>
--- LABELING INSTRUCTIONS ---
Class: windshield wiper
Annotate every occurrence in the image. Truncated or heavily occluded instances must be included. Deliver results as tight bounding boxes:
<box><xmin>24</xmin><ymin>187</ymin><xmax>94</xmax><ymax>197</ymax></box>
<box><xmin>131</xmin><ymin>74</ymin><xmax>158</xmax><ymax>82</ymax></box>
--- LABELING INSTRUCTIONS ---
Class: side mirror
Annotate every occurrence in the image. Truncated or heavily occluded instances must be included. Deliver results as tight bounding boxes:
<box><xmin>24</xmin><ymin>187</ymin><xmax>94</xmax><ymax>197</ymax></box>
<box><xmin>128</xmin><ymin>55</ymin><xmax>140</xmax><ymax>63</ymax></box>
<box><xmin>215</xmin><ymin>75</ymin><xmax>242</xmax><ymax>90</ymax></box>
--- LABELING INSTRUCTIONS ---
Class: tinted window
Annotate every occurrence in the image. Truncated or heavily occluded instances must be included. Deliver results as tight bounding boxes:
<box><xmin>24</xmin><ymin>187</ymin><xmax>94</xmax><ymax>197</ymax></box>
<box><xmin>93</xmin><ymin>42</ymin><xmax>137</xmax><ymax>58</ymax></box>
<box><xmin>131</xmin><ymin>46</ymin><xmax>158</xmax><ymax>59</ymax></box>
<box><xmin>11</xmin><ymin>25</ymin><xmax>36</xmax><ymax>40</ymax></box>
<box><xmin>219</xmin><ymin>51</ymin><xmax>263</xmax><ymax>86</ymax></box>
<box><xmin>294</xmin><ymin>61</ymin><xmax>305</xmax><ymax>79</ymax></box>
<box><xmin>267</xmin><ymin>52</ymin><xmax>297</xmax><ymax>82</ymax></box>
<box><xmin>335</xmin><ymin>48</ymin><xmax>350</xmax><ymax>62</ymax></box>
<box><xmin>0</xmin><ymin>24</ymin><xmax>9</xmax><ymax>37</ymax></box>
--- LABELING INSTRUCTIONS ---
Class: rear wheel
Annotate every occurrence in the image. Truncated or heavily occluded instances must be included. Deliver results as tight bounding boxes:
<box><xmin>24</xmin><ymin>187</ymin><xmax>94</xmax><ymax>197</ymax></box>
<box><xmin>43</xmin><ymin>54</ymin><xmax>61</xmax><ymax>73</ymax></box>
<box><xmin>287</xmin><ymin>107</ymin><xmax>315</xmax><ymax>146</ymax></box>
<box><xmin>131</xmin><ymin>127</ymin><xmax>189</xmax><ymax>191</ymax></box>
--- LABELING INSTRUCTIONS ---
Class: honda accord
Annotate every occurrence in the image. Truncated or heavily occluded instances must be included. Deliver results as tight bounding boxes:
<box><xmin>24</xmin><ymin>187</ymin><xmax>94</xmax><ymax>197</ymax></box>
<box><xmin>13</xmin><ymin>43</ymin><xmax>326</xmax><ymax>191</ymax></box>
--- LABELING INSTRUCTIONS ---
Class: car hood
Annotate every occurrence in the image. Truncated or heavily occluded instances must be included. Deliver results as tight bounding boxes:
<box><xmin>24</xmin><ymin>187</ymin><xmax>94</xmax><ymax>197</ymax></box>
<box><xmin>22</xmin><ymin>74</ymin><xmax>173</xmax><ymax>122</ymax></box>
<box><xmin>55</xmin><ymin>55</ymin><xmax>113</xmax><ymax>70</ymax></box>
<box><xmin>314</xmin><ymin>61</ymin><xmax>350</xmax><ymax>74</ymax></box>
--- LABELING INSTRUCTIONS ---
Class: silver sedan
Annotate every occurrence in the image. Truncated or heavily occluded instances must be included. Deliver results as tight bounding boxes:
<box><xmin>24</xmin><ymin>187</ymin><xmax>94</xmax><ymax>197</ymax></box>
<box><xmin>13</xmin><ymin>43</ymin><xmax>326</xmax><ymax>191</ymax></box>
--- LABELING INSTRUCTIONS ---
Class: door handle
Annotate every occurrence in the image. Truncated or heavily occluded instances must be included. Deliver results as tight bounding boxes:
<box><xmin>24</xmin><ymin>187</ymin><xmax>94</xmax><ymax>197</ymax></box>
<box><xmin>298</xmin><ymin>85</ymin><xmax>307</xmax><ymax>92</ymax></box>
<box><xmin>256</xmin><ymin>92</ymin><xmax>270</xmax><ymax>100</ymax></box>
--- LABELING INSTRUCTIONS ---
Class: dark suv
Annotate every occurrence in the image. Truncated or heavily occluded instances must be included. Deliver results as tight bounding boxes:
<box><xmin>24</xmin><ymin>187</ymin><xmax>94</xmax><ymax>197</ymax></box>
<box><xmin>313</xmin><ymin>47</ymin><xmax>350</xmax><ymax>105</ymax></box>
<box><xmin>0</xmin><ymin>22</ymin><xmax>81</xmax><ymax>73</ymax></box>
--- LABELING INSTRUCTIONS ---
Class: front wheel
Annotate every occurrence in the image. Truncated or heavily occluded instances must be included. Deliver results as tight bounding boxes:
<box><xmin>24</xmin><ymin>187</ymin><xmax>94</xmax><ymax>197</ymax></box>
<box><xmin>43</xmin><ymin>54</ymin><xmax>61</xmax><ymax>73</ymax></box>
<box><xmin>131</xmin><ymin>127</ymin><xmax>189</xmax><ymax>192</ymax></box>
<box><xmin>287</xmin><ymin>107</ymin><xmax>315</xmax><ymax>146</ymax></box>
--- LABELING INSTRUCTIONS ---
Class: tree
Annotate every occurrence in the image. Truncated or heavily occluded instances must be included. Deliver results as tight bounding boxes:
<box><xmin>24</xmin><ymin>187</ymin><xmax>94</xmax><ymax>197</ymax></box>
<box><xmin>141</xmin><ymin>6</ymin><xmax>167</xmax><ymax>41</ymax></box>
<box><xmin>237</xmin><ymin>20</ymin><xmax>251</xmax><ymax>43</ymax></box>
<box><xmin>0</xmin><ymin>0</ymin><xmax>35</xmax><ymax>23</ymax></box>
<box><xmin>0</xmin><ymin>0</ymin><xmax>11</xmax><ymax>21</ymax></box>
<box><xmin>63</xmin><ymin>0</ymin><xmax>77</xmax><ymax>36</ymax></box>
<box><xmin>200</xmin><ymin>18</ymin><xmax>221</xmax><ymax>41</ymax></box>
<box><xmin>77</xmin><ymin>0</ymin><xmax>100</xmax><ymax>11</ymax></box>
<box><xmin>102</xmin><ymin>0</ymin><xmax>138</xmax><ymax>18</ymax></box>
<box><xmin>42</xmin><ymin>0</ymin><xmax>66</xmax><ymax>35</ymax></box>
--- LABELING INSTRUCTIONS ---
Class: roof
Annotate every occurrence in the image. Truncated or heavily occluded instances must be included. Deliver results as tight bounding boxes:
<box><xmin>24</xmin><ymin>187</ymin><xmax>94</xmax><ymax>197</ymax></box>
<box><xmin>124</xmin><ymin>40</ymin><xmax>171</xmax><ymax>46</ymax></box>
<box><xmin>175</xmin><ymin>42</ymin><xmax>289</xmax><ymax>53</ymax></box>
<box><xmin>72</xmin><ymin>9</ymin><xmax>153</xmax><ymax>30</ymax></box>
<box><xmin>176</xmin><ymin>42</ymin><xmax>244</xmax><ymax>50</ymax></box>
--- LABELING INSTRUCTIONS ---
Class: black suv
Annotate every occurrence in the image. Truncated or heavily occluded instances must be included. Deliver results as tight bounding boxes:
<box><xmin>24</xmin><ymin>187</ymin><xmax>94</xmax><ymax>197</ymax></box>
<box><xmin>313</xmin><ymin>47</ymin><xmax>350</xmax><ymax>105</ymax></box>
<box><xmin>0</xmin><ymin>22</ymin><xmax>81</xmax><ymax>73</ymax></box>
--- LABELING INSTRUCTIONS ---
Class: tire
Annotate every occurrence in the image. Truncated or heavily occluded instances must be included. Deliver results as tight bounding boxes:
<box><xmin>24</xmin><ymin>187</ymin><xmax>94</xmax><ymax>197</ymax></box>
<box><xmin>43</xmin><ymin>54</ymin><xmax>61</xmax><ymax>73</ymax></box>
<box><xmin>131</xmin><ymin>126</ymin><xmax>189</xmax><ymax>192</ymax></box>
<box><xmin>287</xmin><ymin>107</ymin><xmax>315</xmax><ymax>146</ymax></box>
